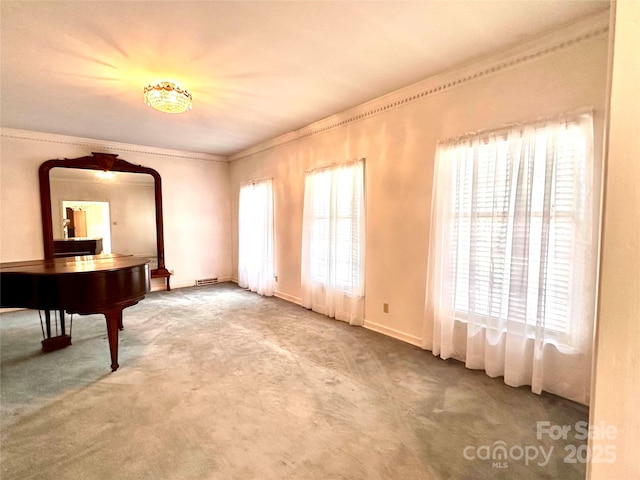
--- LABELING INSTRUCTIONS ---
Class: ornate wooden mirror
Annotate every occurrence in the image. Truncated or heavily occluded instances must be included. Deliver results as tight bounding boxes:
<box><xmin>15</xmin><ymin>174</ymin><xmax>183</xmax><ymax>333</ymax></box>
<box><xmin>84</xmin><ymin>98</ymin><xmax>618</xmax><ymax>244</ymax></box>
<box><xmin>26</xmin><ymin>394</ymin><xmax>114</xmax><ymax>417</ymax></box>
<box><xmin>39</xmin><ymin>152</ymin><xmax>171</xmax><ymax>290</ymax></box>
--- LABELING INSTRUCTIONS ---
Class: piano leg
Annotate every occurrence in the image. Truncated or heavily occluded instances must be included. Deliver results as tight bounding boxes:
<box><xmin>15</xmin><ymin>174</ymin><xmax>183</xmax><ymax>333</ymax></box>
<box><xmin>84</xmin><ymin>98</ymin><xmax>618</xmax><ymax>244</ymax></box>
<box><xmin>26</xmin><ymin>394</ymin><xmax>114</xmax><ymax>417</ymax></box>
<box><xmin>104</xmin><ymin>308</ymin><xmax>122</xmax><ymax>372</ymax></box>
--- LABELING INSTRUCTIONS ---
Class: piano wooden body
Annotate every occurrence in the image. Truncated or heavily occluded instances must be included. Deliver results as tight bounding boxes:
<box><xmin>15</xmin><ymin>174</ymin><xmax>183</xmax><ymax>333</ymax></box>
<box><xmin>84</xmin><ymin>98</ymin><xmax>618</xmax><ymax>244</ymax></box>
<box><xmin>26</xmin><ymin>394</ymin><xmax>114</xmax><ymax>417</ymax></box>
<box><xmin>53</xmin><ymin>237</ymin><xmax>103</xmax><ymax>258</ymax></box>
<box><xmin>0</xmin><ymin>254</ymin><xmax>150</xmax><ymax>371</ymax></box>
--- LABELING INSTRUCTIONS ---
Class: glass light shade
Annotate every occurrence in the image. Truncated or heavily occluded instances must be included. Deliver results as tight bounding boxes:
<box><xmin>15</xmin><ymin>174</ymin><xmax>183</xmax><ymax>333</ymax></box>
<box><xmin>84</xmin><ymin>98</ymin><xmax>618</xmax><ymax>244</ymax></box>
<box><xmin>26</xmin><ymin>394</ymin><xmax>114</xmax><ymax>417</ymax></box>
<box><xmin>95</xmin><ymin>170</ymin><xmax>115</xmax><ymax>180</ymax></box>
<box><xmin>143</xmin><ymin>81</ymin><xmax>192</xmax><ymax>114</ymax></box>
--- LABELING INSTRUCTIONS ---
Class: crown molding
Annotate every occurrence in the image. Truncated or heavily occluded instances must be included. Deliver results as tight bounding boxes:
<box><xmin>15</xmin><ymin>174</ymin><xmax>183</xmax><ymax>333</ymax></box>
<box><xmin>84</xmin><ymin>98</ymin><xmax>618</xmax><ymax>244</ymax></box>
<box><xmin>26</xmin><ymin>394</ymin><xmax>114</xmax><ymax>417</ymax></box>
<box><xmin>0</xmin><ymin>128</ymin><xmax>229</xmax><ymax>164</ymax></box>
<box><xmin>229</xmin><ymin>10</ymin><xmax>609</xmax><ymax>162</ymax></box>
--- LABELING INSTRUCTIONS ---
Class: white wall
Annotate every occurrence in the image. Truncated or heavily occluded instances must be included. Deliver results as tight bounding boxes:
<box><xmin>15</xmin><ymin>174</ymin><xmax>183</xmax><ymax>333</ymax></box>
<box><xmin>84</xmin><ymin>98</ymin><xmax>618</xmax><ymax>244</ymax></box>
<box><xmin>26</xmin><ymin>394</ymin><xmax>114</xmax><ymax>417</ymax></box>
<box><xmin>229</xmin><ymin>16</ymin><xmax>609</xmax><ymax>348</ymax></box>
<box><xmin>589</xmin><ymin>1</ymin><xmax>640</xmax><ymax>478</ymax></box>
<box><xmin>0</xmin><ymin>131</ymin><xmax>232</xmax><ymax>288</ymax></box>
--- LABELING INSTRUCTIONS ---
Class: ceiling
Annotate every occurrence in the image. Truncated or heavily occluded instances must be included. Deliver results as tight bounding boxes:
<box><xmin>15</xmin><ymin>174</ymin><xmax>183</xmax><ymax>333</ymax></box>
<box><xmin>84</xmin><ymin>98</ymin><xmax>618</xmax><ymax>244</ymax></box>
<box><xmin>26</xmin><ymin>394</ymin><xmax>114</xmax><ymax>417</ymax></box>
<box><xmin>1</xmin><ymin>1</ymin><xmax>609</xmax><ymax>157</ymax></box>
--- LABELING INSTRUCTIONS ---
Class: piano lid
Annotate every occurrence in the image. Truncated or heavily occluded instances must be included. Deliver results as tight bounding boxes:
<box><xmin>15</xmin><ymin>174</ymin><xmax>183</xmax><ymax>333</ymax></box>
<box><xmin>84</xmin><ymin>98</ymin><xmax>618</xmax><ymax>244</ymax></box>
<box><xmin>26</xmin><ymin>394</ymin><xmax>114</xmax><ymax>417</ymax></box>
<box><xmin>0</xmin><ymin>253</ymin><xmax>150</xmax><ymax>276</ymax></box>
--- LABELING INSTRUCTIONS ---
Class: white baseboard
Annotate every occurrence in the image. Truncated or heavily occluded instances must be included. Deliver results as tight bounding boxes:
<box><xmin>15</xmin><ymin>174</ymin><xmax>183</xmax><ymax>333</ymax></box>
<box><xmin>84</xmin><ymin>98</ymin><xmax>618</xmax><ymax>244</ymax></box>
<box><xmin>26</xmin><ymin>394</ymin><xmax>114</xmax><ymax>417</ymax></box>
<box><xmin>151</xmin><ymin>277</ymin><xmax>235</xmax><ymax>292</ymax></box>
<box><xmin>167</xmin><ymin>279</ymin><xmax>422</xmax><ymax>350</ymax></box>
<box><xmin>215</xmin><ymin>277</ymin><xmax>233</xmax><ymax>284</ymax></box>
<box><xmin>228</xmin><ymin>279</ymin><xmax>301</xmax><ymax>304</ymax></box>
<box><xmin>363</xmin><ymin>320</ymin><xmax>422</xmax><ymax>348</ymax></box>
<box><xmin>229</xmin><ymin>280</ymin><xmax>302</xmax><ymax>305</ymax></box>
<box><xmin>274</xmin><ymin>290</ymin><xmax>302</xmax><ymax>305</ymax></box>
<box><xmin>267</xmin><ymin>291</ymin><xmax>421</xmax><ymax>349</ymax></box>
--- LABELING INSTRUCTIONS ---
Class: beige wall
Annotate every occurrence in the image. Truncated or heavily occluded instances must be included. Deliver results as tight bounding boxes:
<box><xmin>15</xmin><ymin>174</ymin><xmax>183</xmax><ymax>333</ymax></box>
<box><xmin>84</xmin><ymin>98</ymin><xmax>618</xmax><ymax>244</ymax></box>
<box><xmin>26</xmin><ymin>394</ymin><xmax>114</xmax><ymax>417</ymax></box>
<box><xmin>589</xmin><ymin>1</ymin><xmax>640</xmax><ymax>478</ymax></box>
<box><xmin>0</xmin><ymin>132</ymin><xmax>232</xmax><ymax>288</ymax></box>
<box><xmin>229</xmin><ymin>27</ymin><xmax>609</xmax><ymax>346</ymax></box>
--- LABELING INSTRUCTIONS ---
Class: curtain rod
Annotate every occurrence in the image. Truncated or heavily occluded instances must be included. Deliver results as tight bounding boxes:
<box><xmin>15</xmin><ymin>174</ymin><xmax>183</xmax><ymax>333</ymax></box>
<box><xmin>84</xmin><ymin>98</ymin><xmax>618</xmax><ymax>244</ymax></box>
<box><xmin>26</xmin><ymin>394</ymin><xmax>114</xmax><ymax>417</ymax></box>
<box><xmin>438</xmin><ymin>107</ymin><xmax>594</xmax><ymax>146</ymax></box>
<box><xmin>305</xmin><ymin>157</ymin><xmax>365</xmax><ymax>174</ymax></box>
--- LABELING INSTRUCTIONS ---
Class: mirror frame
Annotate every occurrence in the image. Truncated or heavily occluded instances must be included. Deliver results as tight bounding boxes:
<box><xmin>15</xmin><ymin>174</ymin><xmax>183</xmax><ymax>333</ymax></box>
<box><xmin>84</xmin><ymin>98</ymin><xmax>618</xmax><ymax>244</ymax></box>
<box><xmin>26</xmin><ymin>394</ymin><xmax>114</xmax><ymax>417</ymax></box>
<box><xmin>39</xmin><ymin>152</ymin><xmax>171</xmax><ymax>289</ymax></box>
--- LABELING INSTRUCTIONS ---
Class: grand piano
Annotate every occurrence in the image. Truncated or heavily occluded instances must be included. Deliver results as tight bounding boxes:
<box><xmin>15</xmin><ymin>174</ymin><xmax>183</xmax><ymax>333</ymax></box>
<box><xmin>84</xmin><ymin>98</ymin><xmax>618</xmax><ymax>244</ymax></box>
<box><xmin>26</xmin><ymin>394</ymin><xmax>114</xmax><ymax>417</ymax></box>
<box><xmin>0</xmin><ymin>254</ymin><xmax>150</xmax><ymax>371</ymax></box>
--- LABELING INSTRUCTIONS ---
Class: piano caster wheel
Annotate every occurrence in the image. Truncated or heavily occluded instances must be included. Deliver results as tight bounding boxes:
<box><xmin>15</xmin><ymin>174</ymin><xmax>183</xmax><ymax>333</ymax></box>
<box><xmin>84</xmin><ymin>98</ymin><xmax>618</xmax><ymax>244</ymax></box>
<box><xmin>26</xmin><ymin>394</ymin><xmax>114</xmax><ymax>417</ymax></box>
<box><xmin>111</xmin><ymin>364</ymin><xmax>119</xmax><ymax>372</ymax></box>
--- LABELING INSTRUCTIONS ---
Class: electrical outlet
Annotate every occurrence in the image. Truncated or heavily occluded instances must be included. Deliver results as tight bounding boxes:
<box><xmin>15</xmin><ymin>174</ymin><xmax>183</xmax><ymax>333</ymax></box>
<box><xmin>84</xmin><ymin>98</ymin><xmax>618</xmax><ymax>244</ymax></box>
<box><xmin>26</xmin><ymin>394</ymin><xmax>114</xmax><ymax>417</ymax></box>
<box><xmin>383</xmin><ymin>303</ymin><xmax>389</xmax><ymax>313</ymax></box>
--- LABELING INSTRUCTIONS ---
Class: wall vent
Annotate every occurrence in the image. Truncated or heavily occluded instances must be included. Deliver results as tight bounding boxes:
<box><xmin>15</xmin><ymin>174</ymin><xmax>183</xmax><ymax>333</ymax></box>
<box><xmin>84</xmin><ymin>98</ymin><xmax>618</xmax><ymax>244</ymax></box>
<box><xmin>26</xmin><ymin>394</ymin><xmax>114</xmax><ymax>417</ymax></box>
<box><xmin>195</xmin><ymin>277</ymin><xmax>218</xmax><ymax>287</ymax></box>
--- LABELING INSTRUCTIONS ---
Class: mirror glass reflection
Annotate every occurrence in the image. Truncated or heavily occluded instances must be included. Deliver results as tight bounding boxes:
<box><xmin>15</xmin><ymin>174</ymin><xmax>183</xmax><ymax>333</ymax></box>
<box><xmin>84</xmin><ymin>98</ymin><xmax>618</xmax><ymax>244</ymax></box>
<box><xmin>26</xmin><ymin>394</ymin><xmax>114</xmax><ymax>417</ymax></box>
<box><xmin>49</xmin><ymin>168</ymin><xmax>157</xmax><ymax>267</ymax></box>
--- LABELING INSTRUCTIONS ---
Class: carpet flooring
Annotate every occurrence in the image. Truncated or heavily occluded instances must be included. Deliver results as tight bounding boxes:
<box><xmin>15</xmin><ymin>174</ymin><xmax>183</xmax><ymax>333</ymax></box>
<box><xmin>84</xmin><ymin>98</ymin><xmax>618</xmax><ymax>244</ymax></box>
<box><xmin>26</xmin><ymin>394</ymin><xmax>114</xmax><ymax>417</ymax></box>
<box><xmin>1</xmin><ymin>283</ymin><xmax>588</xmax><ymax>479</ymax></box>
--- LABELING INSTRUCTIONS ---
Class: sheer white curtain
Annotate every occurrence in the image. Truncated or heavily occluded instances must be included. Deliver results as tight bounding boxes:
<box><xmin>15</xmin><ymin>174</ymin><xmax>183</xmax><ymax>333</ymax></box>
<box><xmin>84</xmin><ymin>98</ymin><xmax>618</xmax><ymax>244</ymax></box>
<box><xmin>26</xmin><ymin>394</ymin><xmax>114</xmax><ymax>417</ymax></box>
<box><xmin>301</xmin><ymin>160</ymin><xmax>365</xmax><ymax>325</ymax></box>
<box><xmin>238</xmin><ymin>179</ymin><xmax>274</xmax><ymax>296</ymax></box>
<box><xmin>424</xmin><ymin>113</ymin><xmax>598</xmax><ymax>404</ymax></box>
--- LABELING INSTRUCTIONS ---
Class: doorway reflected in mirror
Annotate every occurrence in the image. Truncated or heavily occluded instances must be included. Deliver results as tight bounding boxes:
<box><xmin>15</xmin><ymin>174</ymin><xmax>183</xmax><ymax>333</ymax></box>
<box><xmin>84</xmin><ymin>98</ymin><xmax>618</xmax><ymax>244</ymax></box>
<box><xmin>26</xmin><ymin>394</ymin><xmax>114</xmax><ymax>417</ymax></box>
<box><xmin>61</xmin><ymin>200</ymin><xmax>112</xmax><ymax>253</ymax></box>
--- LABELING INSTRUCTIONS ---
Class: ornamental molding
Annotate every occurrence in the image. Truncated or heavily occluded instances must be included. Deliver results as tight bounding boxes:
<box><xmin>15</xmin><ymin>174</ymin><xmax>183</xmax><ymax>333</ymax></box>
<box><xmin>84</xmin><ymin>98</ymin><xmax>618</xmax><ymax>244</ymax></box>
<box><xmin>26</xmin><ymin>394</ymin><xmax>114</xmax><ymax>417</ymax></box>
<box><xmin>230</xmin><ymin>10</ymin><xmax>609</xmax><ymax>162</ymax></box>
<box><xmin>0</xmin><ymin>128</ymin><xmax>228</xmax><ymax>164</ymax></box>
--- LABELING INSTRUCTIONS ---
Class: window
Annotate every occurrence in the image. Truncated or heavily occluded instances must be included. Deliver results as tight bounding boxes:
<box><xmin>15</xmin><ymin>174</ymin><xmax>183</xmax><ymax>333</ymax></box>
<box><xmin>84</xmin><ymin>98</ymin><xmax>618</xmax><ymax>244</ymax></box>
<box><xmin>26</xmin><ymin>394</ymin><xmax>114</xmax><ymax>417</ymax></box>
<box><xmin>238</xmin><ymin>179</ymin><xmax>274</xmax><ymax>296</ymax></box>
<box><xmin>446</xmin><ymin>123</ymin><xmax>590</xmax><ymax>342</ymax></box>
<box><xmin>307</xmin><ymin>167</ymin><xmax>363</xmax><ymax>290</ymax></box>
<box><xmin>426</xmin><ymin>112</ymin><xmax>598</xmax><ymax>401</ymax></box>
<box><xmin>301</xmin><ymin>160</ymin><xmax>365</xmax><ymax>324</ymax></box>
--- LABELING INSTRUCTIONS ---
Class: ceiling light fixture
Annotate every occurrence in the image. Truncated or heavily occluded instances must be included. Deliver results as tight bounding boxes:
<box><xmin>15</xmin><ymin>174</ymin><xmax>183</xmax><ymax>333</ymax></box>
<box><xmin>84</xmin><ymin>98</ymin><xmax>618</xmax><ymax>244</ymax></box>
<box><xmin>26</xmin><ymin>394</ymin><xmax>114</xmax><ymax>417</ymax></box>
<box><xmin>95</xmin><ymin>170</ymin><xmax>115</xmax><ymax>180</ymax></box>
<box><xmin>143</xmin><ymin>81</ymin><xmax>192</xmax><ymax>114</ymax></box>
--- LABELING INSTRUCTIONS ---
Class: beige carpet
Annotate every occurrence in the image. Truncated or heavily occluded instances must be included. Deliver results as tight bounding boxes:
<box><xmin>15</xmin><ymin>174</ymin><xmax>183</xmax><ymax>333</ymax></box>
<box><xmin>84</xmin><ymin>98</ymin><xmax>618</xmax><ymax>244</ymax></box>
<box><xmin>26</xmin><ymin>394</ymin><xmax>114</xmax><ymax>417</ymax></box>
<box><xmin>1</xmin><ymin>283</ymin><xmax>588</xmax><ymax>479</ymax></box>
